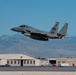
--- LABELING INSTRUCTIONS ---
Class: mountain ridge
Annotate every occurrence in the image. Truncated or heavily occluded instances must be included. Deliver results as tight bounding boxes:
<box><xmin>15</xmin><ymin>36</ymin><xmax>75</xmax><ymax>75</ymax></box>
<box><xmin>0</xmin><ymin>34</ymin><xmax>76</xmax><ymax>58</ymax></box>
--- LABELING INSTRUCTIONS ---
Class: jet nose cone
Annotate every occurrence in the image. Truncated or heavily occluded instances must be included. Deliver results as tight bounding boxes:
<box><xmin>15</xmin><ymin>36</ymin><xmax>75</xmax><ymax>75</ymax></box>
<box><xmin>11</xmin><ymin>28</ymin><xmax>15</xmax><ymax>31</ymax></box>
<box><xmin>11</xmin><ymin>27</ymin><xmax>22</xmax><ymax>32</ymax></box>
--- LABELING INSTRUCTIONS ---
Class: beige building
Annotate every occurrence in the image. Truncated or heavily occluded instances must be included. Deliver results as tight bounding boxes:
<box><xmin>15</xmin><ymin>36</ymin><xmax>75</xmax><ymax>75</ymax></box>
<box><xmin>0</xmin><ymin>54</ymin><xmax>76</xmax><ymax>66</ymax></box>
<box><xmin>48</xmin><ymin>58</ymin><xmax>76</xmax><ymax>66</ymax></box>
<box><xmin>0</xmin><ymin>54</ymin><xmax>40</xmax><ymax>66</ymax></box>
<box><xmin>56</xmin><ymin>58</ymin><xmax>76</xmax><ymax>66</ymax></box>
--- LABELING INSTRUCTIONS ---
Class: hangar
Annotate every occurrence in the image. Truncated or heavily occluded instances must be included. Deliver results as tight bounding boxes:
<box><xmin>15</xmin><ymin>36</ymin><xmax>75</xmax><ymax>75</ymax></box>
<box><xmin>48</xmin><ymin>58</ymin><xmax>76</xmax><ymax>66</ymax></box>
<box><xmin>0</xmin><ymin>54</ymin><xmax>40</xmax><ymax>66</ymax></box>
<box><xmin>0</xmin><ymin>54</ymin><xmax>76</xmax><ymax>66</ymax></box>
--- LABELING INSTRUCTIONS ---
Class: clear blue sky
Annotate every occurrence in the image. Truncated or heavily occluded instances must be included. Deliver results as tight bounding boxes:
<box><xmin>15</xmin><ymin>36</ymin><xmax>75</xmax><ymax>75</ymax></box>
<box><xmin>0</xmin><ymin>0</ymin><xmax>76</xmax><ymax>36</ymax></box>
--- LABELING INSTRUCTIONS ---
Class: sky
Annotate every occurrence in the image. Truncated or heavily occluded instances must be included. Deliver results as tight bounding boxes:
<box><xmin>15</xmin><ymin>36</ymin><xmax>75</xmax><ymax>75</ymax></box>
<box><xmin>0</xmin><ymin>0</ymin><xmax>76</xmax><ymax>36</ymax></box>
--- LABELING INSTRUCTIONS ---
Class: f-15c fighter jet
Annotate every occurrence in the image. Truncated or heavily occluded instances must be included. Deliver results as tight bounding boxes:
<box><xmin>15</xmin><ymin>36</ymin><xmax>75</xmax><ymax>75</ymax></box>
<box><xmin>11</xmin><ymin>22</ymin><xmax>68</xmax><ymax>41</ymax></box>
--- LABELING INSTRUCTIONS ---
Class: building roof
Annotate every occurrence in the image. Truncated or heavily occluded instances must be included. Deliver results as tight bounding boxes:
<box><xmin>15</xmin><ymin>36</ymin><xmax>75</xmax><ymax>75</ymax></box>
<box><xmin>0</xmin><ymin>54</ymin><xmax>35</xmax><ymax>59</ymax></box>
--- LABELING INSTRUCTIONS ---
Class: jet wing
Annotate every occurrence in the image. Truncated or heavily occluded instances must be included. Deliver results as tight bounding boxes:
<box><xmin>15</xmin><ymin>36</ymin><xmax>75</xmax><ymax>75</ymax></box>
<box><xmin>24</xmin><ymin>28</ymin><xmax>47</xmax><ymax>35</ymax></box>
<box><xmin>30</xmin><ymin>31</ymin><xmax>47</xmax><ymax>37</ymax></box>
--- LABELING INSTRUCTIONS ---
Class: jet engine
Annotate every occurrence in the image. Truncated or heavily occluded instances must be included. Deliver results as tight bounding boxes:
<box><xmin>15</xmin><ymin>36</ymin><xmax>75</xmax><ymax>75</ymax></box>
<box><xmin>23</xmin><ymin>33</ymin><xmax>31</xmax><ymax>37</ymax></box>
<box><xmin>30</xmin><ymin>33</ymin><xmax>48</xmax><ymax>41</ymax></box>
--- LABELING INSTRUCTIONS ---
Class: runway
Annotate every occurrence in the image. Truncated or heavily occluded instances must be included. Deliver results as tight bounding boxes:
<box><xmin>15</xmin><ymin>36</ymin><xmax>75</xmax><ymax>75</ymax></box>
<box><xmin>0</xmin><ymin>66</ymin><xmax>76</xmax><ymax>71</ymax></box>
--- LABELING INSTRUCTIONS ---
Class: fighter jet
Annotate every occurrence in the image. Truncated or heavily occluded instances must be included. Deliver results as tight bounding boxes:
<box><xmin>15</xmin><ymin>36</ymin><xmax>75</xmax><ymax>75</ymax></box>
<box><xmin>11</xmin><ymin>22</ymin><xmax>68</xmax><ymax>41</ymax></box>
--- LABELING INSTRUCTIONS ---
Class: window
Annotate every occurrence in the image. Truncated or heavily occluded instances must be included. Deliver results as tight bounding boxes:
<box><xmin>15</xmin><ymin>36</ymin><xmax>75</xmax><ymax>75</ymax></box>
<box><xmin>24</xmin><ymin>60</ymin><xmax>26</xmax><ymax>64</ymax></box>
<box><xmin>11</xmin><ymin>60</ymin><xmax>13</xmax><ymax>64</ymax></box>
<box><xmin>30</xmin><ymin>60</ymin><xmax>32</xmax><ymax>64</ymax></box>
<box><xmin>58</xmin><ymin>61</ymin><xmax>61</xmax><ymax>64</ymax></box>
<box><xmin>33</xmin><ymin>61</ymin><xmax>35</xmax><ymax>64</ymax></box>
<box><xmin>18</xmin><ymin>60</ymin><xmax>20</xmax><ymax>64</ymax></box>
<box><xmin>27</xmin><ymin>60</ymin><xmax>29</xmax><ymax>64</ymax></box>
<box><xmin>14</xmin><ymin>60</ymin><xmax>16</xmax><ymax>64</ymax></box>
<box><xmin>62</xmin><ymin>61</ymin><xmax>65</xmax><ymax>63</ymax></box>
<box><xmin>7</xmin><ymin>60</ymin><xmax>9</xmax><ymax>64</ymax></box>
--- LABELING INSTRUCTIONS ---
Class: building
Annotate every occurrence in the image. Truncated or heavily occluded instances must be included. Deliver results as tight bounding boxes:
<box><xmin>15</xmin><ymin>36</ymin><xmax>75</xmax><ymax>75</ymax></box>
<box><xmin>0</xmin><ymin>54</ymin><xmax>76</xmax><ymax>66</ymax></box>
<box><xmin>36</xmin><ymin>58</ymin><xmax>49</xmax><ymax>66</ymax></box>
<box><xmin>0</xmin><ymin>54</ymin><xmax>40</xmax><ymax>66</ymax></box>
<box><xmin>56</xmin><ymin>58</ymin><xmax>76</xmax><ymax>66</ymax></box>
<box><xmin>48</xmin><ymin>58</ymin><xmax>76</xmax><ymax>66</ymax></box>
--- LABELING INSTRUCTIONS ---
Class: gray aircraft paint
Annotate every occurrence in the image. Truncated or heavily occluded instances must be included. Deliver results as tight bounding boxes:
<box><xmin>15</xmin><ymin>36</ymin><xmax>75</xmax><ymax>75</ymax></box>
<box><xmin>11</xmin><ymin>22</ymin><xmax>68</xmax><ymax>41</ymax></box>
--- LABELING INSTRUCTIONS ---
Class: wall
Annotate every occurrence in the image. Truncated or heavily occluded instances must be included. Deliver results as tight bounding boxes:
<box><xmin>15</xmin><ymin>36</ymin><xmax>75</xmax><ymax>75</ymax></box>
<box><xmin>56</xmin><ymin>58</ymin><xmax>76</xmax><ymax>66</ymax></box>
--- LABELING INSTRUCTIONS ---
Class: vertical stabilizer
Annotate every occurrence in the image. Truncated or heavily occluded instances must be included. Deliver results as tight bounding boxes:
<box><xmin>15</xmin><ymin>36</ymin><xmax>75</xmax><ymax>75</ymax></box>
<box><xmin>50</xmin><ymin>22</ymin><xmax>59</xmax><ymax>34</ymax></box>
<box><xmin>57</xmin><ymin>23</ymin><xmax>68</xmax><ymax>38</ymax></box>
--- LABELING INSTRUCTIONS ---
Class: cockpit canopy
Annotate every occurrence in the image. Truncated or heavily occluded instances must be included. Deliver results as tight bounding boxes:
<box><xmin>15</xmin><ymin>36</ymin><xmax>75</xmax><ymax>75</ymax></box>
<box><xmin>19</xmin><ymin>25</ymin><xmax>28</xmax><ymax>27</ymax></box>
